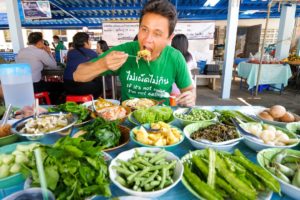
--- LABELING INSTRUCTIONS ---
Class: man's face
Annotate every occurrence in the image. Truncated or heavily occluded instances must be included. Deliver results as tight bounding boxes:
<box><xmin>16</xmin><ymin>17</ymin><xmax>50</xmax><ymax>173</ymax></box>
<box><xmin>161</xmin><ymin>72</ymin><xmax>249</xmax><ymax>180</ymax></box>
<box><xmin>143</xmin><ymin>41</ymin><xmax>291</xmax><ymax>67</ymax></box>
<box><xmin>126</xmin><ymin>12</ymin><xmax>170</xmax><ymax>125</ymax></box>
<box><xmin>138</xmin><ymin>13</ymin><xmax>173</xmax><ymax>61</ymax></box>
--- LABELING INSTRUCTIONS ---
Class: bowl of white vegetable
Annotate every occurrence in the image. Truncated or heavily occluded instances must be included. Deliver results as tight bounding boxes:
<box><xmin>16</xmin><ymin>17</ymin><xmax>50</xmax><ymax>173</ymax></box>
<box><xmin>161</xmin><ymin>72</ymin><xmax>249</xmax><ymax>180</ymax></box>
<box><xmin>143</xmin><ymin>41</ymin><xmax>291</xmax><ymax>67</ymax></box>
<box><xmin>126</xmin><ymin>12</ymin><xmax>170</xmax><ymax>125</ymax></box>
<box><xmin>236</xmin><ymin>122</ymin><xmax>299</xmax><ymax>152</ymax></box>
<box><xmin>0</xmin><ymin>142</ymin><xmax>39</xmax><ymax>189</ymax></box>
<box><xmin>109</xmin><ymin>147</ymin><xmax>183</xmax><ymax>198</ymax></box>
<box><xmin>11</xmin><ymin>112</ymin><xmax>78</xmax><ymax>140</ymax></box>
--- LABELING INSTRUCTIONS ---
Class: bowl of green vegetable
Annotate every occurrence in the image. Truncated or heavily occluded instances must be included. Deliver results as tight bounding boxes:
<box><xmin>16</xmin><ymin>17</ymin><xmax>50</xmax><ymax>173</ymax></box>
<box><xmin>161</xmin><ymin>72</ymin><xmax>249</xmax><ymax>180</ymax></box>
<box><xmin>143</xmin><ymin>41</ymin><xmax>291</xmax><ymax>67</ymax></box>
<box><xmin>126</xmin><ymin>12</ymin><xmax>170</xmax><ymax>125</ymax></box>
<box><xmin>128</xmin><ymin>106</ymin><xmax>174</xmax><ymax>125</ymax></box>
<box><xmin>173</xmin><ymin>108</ymin><xmax>217</xmax><ymax>126</ymax></box>
<box><xmin>109</xmin><ymin>147</ymin><xmax>183</xmax><ymax>198</ymax></box>
<box><xmin>183</xmin><ymin>121</ymin><xmax>242</xmax><ymax>151</ymax></box>
<box><xmin>0</xmin><ymin>142</ymin><xmax>39</xmax><ymax>189</ymax></box>
<box><xmin>257</xmin><ymin>148</ymin><xmax>300</xmax><ymax>200</ymax></box>
<box><xmin>181</xmin><ymin>148</ymin><xmax>279</xmax><ymax>200</ymax></box>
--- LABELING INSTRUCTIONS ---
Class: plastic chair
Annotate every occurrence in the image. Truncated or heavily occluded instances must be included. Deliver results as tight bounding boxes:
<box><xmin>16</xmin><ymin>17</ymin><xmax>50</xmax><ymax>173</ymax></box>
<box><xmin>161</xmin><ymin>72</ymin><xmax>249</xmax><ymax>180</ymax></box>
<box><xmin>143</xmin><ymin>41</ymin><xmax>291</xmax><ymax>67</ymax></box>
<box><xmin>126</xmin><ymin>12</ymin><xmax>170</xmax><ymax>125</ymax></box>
<box><xmin>66</xmin><ymin>94</ymin><xmax>93</xmax><ymax>103</ymax></box>
<box><xmin>34</xmin><ymin>91</ymin><xmax>51</xmax><ymax>105</ymax></box>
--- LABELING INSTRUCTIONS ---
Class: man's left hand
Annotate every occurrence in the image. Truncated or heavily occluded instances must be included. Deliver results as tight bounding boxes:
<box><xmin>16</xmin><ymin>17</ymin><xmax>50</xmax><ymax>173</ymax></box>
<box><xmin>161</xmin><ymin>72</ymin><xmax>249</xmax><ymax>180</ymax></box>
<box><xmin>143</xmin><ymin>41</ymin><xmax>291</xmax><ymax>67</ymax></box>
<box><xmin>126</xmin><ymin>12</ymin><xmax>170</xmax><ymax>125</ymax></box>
<box><xmin>176</xmin><ymin>90</ymin><xmax>196</xmax><ymax>107</ymax></box>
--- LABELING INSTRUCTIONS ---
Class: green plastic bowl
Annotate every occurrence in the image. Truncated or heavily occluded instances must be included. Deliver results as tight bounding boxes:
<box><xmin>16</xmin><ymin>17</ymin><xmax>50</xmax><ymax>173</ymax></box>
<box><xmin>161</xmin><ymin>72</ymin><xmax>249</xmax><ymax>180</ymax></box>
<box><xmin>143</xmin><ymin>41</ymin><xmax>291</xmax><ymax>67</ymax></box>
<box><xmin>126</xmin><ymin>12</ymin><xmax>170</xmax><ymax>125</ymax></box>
<box><xmin>257</xmin><ymin>148</ymin><xmax>300</xmax><ymax>199</ymax></box>
<box><xmin>0</xmin><ymin>134</ymin><xmax>19</xmax><ymax>147</ymax></box>
<box><xmin>130</xmin><ymin>123</ymin><xmax>184</xmax><ymax>150</ymax></box>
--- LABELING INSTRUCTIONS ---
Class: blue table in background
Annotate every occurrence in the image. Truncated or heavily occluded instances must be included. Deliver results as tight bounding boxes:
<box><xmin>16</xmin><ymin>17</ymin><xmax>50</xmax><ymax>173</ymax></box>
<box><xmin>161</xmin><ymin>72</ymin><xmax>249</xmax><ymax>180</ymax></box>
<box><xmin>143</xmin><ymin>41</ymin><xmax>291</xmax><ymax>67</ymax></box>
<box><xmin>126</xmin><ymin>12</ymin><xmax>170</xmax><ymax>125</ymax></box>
<box><xmin>1</xmin><ymin>106</ymin><xmax>297</xmax><ymax>200</ymax></box>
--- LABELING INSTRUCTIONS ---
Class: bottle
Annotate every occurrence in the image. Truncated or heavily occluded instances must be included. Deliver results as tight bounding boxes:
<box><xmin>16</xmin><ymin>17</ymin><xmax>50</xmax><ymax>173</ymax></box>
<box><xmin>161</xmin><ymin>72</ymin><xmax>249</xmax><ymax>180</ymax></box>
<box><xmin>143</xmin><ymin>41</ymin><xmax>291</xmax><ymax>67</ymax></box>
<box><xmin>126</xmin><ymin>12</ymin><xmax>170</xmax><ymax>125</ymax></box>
<box><xmin>0</xmin><ymin>63</ymin><xmax>35</xmax><ymax>108</ymax></box>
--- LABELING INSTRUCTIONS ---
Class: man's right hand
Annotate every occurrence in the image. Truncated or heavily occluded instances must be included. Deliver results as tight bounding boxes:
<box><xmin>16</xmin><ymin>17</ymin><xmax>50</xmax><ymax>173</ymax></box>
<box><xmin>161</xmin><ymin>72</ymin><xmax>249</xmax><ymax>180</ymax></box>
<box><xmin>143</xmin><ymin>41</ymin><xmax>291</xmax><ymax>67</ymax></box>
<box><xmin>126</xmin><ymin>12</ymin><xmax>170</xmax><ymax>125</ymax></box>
<box><xmin>101</xmin><ymin>51</ymin><xmax>128</xmax><ymax>71</ymax></box>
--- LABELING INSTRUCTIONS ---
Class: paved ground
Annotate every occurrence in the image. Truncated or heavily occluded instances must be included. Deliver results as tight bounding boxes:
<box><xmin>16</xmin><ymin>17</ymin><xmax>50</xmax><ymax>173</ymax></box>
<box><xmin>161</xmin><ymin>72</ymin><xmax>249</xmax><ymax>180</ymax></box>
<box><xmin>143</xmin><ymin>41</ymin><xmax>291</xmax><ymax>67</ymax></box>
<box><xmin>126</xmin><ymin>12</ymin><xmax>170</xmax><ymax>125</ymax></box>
<box><xmin>196</xmin><ymin>78</ymin><xmax>300</xmax><ymax>114</ymax></box>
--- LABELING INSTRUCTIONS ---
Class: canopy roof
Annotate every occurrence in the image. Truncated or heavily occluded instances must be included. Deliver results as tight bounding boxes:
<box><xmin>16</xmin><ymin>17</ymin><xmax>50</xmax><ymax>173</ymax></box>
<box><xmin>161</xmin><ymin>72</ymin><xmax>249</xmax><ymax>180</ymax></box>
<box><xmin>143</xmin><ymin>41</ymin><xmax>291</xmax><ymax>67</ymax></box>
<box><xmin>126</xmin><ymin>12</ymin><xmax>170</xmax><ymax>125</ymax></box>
<box><xmin>0</xmin><ymin>0</ymin><xmax>299</xmax><ymax>29</ymax></box>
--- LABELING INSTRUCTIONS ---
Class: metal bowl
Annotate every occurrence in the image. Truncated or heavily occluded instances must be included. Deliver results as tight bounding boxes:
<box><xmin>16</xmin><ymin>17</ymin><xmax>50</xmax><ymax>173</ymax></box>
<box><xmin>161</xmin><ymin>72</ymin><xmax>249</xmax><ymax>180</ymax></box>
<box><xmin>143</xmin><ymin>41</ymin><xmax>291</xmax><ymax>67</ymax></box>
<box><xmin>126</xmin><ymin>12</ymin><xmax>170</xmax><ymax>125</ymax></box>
<box><xmin>11</xmin><ymin>112</ymin><xmax>78</xmax><ymax>140</ymax></box>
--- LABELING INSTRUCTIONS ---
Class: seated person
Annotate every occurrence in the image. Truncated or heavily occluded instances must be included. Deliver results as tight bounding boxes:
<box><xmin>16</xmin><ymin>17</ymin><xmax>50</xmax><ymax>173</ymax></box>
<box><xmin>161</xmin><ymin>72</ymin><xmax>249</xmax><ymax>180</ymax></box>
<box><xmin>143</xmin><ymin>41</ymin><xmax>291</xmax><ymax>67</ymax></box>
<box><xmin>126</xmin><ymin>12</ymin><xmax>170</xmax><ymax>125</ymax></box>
<box><xmin>16</xmin><ymin>32</ymin><xmax>63</xmax><ymax>104</ymax></box>
<box><xmin>63</xmin><ymin>32</ymin><xmax>102</xmax><ymax>98</ymax></box>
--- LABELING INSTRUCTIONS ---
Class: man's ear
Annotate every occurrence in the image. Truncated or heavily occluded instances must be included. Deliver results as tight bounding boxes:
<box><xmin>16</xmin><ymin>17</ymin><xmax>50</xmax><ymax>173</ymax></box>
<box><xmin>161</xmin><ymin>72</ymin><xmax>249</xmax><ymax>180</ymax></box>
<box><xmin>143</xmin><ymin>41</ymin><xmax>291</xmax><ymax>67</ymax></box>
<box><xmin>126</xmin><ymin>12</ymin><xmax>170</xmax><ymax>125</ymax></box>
<box><xmin>168</xmin><ymin>33</ymin><xmax>175</xmax><ymax>45</ymax></box>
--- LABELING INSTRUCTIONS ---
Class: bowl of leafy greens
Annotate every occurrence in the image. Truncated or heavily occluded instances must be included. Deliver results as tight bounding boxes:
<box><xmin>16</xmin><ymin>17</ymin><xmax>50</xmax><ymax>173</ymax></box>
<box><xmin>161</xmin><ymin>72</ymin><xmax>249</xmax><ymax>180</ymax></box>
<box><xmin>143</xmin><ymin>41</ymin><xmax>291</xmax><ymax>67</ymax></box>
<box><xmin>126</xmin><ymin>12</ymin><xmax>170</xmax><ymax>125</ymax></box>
<box><xmin>72</xmin><ymin>117</ymin><xmax>130</xmax><ymax>151</ymax></box>
<box><xmin>128</xmin><ymin>106</ymin><xmax>174</xmax><ymax>125</ymax></box>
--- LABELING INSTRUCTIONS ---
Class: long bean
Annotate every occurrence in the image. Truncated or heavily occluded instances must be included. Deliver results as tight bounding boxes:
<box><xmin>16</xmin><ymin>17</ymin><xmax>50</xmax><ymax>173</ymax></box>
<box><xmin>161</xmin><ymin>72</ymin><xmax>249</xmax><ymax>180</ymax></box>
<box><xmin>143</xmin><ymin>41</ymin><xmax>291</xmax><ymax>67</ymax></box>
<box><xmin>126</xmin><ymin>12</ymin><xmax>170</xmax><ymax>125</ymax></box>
<box><xmin>232</xmin><ymin>149</ymin><xmax>281</xmax><ymax>194</ymax></box>
<box><xmin>183</xmin><ymin>164</ymin><xmax>223</xmax><ymax>200</ymax></box>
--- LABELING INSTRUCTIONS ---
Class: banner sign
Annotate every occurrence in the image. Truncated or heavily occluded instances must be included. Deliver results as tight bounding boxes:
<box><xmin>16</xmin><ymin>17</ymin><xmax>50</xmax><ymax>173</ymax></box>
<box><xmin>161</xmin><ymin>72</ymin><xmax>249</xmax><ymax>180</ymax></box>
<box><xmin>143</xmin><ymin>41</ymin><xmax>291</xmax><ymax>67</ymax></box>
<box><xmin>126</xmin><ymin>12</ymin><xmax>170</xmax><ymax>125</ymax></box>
<box><xmin>22</xmin><ymin>1</ymin><xmax>52</xmax><ymax>19</ymax></box>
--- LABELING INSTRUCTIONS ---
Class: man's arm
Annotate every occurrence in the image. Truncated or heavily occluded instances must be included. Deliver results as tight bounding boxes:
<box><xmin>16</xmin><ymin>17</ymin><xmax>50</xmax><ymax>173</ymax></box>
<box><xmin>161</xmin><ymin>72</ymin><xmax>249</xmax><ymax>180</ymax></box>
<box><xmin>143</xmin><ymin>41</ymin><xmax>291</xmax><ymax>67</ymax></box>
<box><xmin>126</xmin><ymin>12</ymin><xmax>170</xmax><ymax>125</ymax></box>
<box><xmin>41</xmin><ymin>47</ymin><xmax>57</xmax><ymax>69</ymax></box>
<box><xmin>176</xmin><ymin>84</ymin><xmax>196</xmax><ymax>107</ymax></box>
<box><xmin>73</xmin><ymin>51</ymin><xmax>128</xmax><ymax>82</ymax></box>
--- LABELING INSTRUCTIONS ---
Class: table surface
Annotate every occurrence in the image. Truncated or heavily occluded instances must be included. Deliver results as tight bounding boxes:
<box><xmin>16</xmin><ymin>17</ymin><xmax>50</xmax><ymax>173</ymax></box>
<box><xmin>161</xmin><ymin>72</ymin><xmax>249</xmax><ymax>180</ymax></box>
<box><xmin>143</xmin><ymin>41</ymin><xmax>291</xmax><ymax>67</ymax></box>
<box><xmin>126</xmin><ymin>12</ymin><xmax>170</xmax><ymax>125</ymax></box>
<box><xmin>237</xmin><ymin>62</ymin><xmax>292</xmax><ymax>89</ymax></box>
<box><xmin>1</xmin><ymin>106</ymin><xmax>297</xmax><ymax>200</ymax></box>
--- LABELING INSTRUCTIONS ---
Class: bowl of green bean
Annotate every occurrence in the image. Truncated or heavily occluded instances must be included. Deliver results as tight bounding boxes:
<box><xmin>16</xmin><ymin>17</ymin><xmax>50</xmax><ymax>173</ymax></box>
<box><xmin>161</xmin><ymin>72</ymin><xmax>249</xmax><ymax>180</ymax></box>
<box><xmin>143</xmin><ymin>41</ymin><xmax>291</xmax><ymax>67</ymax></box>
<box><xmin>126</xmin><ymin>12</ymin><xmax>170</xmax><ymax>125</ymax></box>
<box><xmin>173</xmin><ymin>108</ymin><xmax>217</xmax><ymax>126</ymax></box>
<box><xmin>108</xmin><ymin>147</ymin><xmax>183</xmax><ymax>198</ymax></box>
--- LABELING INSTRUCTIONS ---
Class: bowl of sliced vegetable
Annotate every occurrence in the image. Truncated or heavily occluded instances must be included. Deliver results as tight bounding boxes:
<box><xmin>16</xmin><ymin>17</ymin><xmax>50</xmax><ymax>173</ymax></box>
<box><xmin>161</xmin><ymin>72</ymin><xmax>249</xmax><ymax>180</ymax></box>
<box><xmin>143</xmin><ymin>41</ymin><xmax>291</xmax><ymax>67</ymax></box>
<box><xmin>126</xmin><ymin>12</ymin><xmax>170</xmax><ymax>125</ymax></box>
<box><xmin>235</xmin><ymin>122</ymin><xmax>299</xmax><ymax>152</ymax></box>
<box><xmin>183</xmin><ymin>121</ymin><xmax>242</xmax><ymax>151</ymax></box>
<box><xmin>181</xmin><ymin>148</ymin><xmax>280</xmax><ymax>200</ymax></box>
<box><xmin>130</xmin><ymin>122</ymin><xmax>184</xmax><ymax>149</ymax></box>
<box><xmin>0</xmin><ymin>142</ymin><xmax>39</xmax><ymax>189</ymax></box>
<box><xmin>11</xmin><ymin>112</ymin><xmax>78</xmax><ymax>140</ymax></box>
<box><xmin>109</xmin><ymin>147</ymin><xmax>183</xmax><ymax>198</ymax></box>
<box><xmin>173</xmin><ymin>108</ymin><xmax>217</xmax><ymax>126</ymax></box>
<box><xmin>128</xmin><ymin>106</ymin><xmax>174</xmax><ymax>125</ymax></box>
<box><xmin>257</xmin><ymin>148</ymin><xmax>300</xmax><ymax>200</ymax></box>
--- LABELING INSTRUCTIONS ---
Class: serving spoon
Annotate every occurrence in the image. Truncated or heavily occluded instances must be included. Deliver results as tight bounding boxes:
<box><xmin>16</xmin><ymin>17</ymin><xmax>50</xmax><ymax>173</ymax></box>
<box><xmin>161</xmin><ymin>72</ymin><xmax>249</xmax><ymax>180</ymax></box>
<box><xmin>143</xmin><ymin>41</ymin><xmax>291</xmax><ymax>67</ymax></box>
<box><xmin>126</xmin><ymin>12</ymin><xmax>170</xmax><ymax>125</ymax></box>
<box><xmin>1</xmin><ymin>104</ymin><xmax>12</xmax><ymax>126</ymax></box>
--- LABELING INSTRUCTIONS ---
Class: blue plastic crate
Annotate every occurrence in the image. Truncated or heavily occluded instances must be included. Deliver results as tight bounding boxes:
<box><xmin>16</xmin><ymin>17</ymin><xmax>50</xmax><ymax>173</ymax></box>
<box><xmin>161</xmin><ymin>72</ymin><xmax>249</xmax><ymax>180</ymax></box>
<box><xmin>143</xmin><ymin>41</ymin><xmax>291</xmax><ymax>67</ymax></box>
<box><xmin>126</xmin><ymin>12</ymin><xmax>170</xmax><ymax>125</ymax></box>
<box><xmin>258</xmin><ymin>84</ymin><xmax>270</xmax><ymax>92</ymax></box>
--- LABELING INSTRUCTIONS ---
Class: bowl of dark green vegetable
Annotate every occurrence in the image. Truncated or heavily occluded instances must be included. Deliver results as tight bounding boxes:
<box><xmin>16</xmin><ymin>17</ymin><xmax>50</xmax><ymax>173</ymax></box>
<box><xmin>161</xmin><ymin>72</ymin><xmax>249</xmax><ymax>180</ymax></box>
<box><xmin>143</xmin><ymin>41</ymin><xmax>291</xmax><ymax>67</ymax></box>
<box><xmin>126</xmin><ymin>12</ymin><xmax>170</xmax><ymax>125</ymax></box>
<box><xmin>181</xmin><ymin>148</ymin><xmax>279</xmax><ymax>200</ymax></box>
<box><xmin>183</xmin><ymin>121</ymin><xmax>242</xmax><ymax>151</ymax></box>
<box><xmin>109</xmin><ymin>147</ymin><xmax>183</xmax><ymax>198</ymax></box>
<box><xmin>173</xmin><ymin>108</ymin><xmax>217</xmax><ymax>126</ymax></box>
<box><xmin>257</xmin><ymin>148</ymin><xmax>300</xmax><ymax>200</ymax></box>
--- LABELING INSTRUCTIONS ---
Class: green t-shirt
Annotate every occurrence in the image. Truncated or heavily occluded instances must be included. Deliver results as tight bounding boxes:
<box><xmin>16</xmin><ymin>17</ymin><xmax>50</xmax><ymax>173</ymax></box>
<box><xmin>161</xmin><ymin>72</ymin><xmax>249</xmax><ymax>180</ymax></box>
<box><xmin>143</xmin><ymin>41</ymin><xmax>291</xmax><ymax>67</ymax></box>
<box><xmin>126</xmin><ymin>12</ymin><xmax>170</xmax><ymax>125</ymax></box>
<box><xmin>92</xmin><ymin>41</ymin><xmax>192</xmax><ymax>105</ymax></box>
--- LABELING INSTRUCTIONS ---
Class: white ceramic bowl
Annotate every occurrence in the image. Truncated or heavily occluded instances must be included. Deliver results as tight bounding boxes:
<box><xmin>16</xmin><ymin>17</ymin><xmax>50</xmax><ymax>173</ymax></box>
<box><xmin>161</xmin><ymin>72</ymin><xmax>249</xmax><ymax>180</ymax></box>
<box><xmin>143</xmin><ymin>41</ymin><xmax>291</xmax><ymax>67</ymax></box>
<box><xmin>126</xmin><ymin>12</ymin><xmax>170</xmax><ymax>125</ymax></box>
<box><xmin>257</xmin><ymin>148</ymin><xmax>300</xmax><ymax>200</ymax></box>
<box><xmin>109</xmin><ymin>147</ymin><xmax>183</xmax><ymax>198</ymax></box>
<box><xmin>173</xmin><ymin>108</ymin><xmax>217</xmax><ymax>126</ymax></box>
<box><xmin>183</xmin><ymin>121</ymin><xmax>241</xmax><ymax>152</ymax></box>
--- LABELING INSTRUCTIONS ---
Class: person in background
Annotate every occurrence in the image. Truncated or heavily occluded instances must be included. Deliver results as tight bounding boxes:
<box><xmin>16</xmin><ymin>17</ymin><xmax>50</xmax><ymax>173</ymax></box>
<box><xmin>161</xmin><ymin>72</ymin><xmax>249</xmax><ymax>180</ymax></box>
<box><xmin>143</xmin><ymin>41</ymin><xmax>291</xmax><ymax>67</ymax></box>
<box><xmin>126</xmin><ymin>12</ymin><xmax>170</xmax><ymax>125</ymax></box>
<box><xmin>68</xmin><ymin>42</ymin><xmax>74</xmax><ymax>50</ymax></box>
<box><xmin>96</xmin><ymin>40</ymin><xmax>112</xmax><ymax>98</ymax></box>
<box><xmin>16</xmin><ymin>32</ymin><xmax>63</xmax><ymax>104</ymax></box>
<box><xmin>52</xmin><ymin>35</ymin><xmax>66</xmax><ymax>62</ymax></box>
<box><xmin>74</xmin><ymin>0</ymin><xmax>195</xmax><ymax>106</ymax></box>
<box><xmin>63</xmin><ymin>32</ymin><xmax>102</xmax><ymax>98</ymax></box>
<box><xmin>171</xmin><ymin>34</ymin><xmax>197</xmax><ymax>95</ymax></box>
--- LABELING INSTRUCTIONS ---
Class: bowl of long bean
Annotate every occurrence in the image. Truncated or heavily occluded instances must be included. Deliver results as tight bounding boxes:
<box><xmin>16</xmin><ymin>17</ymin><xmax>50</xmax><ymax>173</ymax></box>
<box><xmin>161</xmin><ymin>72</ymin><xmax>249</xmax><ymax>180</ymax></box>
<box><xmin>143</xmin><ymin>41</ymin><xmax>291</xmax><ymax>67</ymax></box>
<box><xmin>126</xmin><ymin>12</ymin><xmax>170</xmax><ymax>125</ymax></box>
<box><xmin>108</xmin><ymin>147</ymin><xmax>183</xmax><ymax>198</ymax></box>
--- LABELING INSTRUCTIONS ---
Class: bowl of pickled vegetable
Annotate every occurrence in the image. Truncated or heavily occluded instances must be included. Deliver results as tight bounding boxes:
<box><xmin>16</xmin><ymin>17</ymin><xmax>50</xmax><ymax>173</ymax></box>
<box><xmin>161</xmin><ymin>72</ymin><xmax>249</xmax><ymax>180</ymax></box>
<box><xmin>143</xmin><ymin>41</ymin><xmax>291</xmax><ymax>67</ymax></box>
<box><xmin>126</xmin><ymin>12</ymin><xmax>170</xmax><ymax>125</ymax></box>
<box><xmin>183</xmin><ymin>121</ymin><xmax>241</xmax><ymax>151</ymax></box>
<box><xmin>257</xmin><ymin>148</ymin><xmax>300</xmax><ymax>200</ymax></box>
<box><xmin>11</xmin><ymin>112</ymin><xmax>78</xmax><ymax>140</ymax></box>
<box><xmin>173</xmin><ymin>108</ymin><xmax>217</xmax><ymax>126</ymax></box>
<box><xmin>109</xmin><ymin>147</ymin><xmax>183</xmax><ymax>198</ymax></box>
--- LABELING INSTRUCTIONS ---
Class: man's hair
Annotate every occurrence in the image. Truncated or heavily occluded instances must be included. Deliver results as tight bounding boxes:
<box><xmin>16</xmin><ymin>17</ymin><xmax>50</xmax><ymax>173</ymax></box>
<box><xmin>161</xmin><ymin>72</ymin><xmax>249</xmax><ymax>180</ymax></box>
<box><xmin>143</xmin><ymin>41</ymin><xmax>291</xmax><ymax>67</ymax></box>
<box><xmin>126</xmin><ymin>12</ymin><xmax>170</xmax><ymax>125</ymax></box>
<box><xmin>28</xmin><ymin>32</ymin><xmax>43</xmax><ymax>45</ymax></box>
<box><xmin>73</xmin><ymin>32</ymin><xmax>89</xmax><ymax>49</ymax></box>
<box><xmin>53</xmin><ymin>35</ymin><xmax>60</xmax><ymax>40</ymax></box>
<box><xmin>140</xmin><ymin>0</ymin><xmax>177</xmax><ymax>36</ymax></box>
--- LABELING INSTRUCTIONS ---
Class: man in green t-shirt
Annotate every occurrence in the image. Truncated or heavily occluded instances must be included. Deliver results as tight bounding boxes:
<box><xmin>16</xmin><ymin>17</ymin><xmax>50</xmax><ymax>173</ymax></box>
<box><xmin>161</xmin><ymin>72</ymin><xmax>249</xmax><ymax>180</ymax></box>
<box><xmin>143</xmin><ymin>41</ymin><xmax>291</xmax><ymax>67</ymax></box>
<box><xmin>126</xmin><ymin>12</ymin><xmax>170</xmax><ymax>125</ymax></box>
<box><xmin>74</xmin><ymin>0</ymin><xmax>196</xmax><ymax>106</ymax></box>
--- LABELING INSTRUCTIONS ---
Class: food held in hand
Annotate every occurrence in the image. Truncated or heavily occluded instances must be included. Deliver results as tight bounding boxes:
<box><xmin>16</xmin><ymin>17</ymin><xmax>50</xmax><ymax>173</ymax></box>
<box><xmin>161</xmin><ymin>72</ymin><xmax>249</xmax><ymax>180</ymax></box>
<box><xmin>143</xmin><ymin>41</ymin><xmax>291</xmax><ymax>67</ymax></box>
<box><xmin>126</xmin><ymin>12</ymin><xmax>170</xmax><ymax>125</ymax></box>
<box><xmin>137</xmin><ymin>49</ymin><xmax>151</xmax><ymax>59</ymax></box>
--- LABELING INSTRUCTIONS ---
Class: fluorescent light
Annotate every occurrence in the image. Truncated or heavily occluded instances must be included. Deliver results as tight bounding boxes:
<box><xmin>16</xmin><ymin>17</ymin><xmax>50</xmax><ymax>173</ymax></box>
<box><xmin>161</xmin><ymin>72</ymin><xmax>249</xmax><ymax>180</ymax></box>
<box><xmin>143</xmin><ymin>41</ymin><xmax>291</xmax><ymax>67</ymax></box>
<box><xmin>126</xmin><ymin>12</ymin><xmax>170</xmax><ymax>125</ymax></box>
<box><xmin>242</xmin><ymin>10</ymin><xmax>259</xmax><ymax>15</ymax></box>
<box><xmin>204</xmin><ymin>0</ymin><xmax>220</xmax><ymax>7</ymax></box>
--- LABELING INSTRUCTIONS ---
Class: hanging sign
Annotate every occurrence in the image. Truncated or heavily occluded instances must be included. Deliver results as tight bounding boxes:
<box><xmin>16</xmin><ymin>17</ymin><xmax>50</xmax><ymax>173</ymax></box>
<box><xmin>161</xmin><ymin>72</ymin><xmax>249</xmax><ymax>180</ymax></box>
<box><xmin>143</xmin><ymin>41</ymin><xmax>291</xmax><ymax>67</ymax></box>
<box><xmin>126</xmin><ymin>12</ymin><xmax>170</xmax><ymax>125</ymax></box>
<box><xmin>22</xmin><ymin>1</ymin><xmax>52</xmax><ymax>19</ymax></box>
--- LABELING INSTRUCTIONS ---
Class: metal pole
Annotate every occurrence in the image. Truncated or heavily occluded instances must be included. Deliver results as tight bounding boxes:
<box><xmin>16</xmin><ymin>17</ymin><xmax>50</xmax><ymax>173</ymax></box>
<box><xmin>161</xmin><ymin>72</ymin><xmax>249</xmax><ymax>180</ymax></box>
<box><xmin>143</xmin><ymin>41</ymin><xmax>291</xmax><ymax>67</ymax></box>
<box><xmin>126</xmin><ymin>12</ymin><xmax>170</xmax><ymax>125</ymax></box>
<box><xmin>102</xmin><ymin>76</ymin><xmax>106</xmax><ymax>98</ymax></box>
<box><xmin>255</xmin><ymin>2</ymin><xmax>272</xmax><ymax>96</ymax></box>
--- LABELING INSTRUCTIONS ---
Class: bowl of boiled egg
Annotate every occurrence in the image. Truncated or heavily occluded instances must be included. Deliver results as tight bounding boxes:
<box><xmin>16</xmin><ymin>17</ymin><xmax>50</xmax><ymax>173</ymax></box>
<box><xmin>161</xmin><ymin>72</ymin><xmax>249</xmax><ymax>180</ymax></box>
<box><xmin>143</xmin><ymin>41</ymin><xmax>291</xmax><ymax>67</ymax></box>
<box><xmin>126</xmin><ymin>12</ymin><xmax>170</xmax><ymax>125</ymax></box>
<box><xmin>236</xmin><ymin>122</ymin><xmax>299</xmax><ymax>151</ymax></box>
